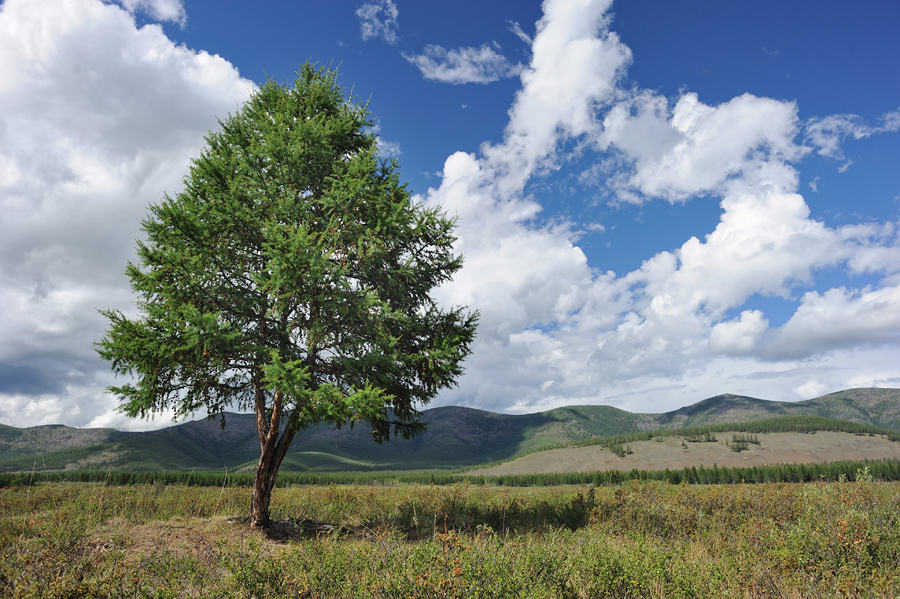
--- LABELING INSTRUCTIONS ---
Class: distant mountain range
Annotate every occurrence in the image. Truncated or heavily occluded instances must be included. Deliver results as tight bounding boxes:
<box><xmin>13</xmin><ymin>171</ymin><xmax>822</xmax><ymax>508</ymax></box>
<box><xmin>1</xmin><ymin>388</ymin><xmax>898</xmax><ymax>473</ymax></box>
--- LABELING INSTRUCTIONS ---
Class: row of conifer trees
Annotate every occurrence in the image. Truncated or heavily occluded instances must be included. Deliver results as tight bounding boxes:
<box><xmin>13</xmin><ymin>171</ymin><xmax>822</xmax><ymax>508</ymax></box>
<box><xmin>1</xmin><ymin>458</ymin><xmax>898</xmax><ymax>488</ymax></box>
<box><xmin>432</xmin><ymin>459</ymin><xmax>898</xmax><ymax>487</ymax></box>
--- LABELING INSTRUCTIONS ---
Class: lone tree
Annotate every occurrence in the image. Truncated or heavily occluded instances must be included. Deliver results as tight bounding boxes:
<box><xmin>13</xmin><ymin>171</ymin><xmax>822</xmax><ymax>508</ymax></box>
<box><xmin>96</xmin><ymin>64</ymin><xmax>478</xmax><ymax>528</ymax></box>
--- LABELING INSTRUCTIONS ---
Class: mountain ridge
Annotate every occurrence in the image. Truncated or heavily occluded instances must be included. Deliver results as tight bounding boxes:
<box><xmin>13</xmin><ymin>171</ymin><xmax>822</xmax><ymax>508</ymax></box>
<box><xmin>1</xmin><ymin>387</ymin><xmax>898</xmax><ymax>473</ymax></box>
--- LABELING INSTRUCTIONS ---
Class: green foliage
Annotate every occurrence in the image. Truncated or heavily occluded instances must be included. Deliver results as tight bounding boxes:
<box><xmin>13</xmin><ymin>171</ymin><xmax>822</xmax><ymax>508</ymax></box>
<box><xmin>94</xmin><ymin>63</ymin><xmax>477</xmax><ymax>523</ymax></box>
<box><xmin>97</xmin><ymin>63</ymin><xmax>477</xmax><ymax>441</ymax></box>
<box><xmin>4</xmin><ymin>457</ymin><xmax>900</xmax><ymax>490</ymax></box>
<box><xmin>685</xmin><ymin>431</ymin><xmax>718</xmax><ymax>443</ymax></box>
<box><xmin>733</xmin><ymin>432</ymin><xmax>760</xmax><ymax>445</ymax></box>
<box><xmin>728</xmin><ymin>433</ymin><xmax>758</xmax><ymax>452</ymax></box>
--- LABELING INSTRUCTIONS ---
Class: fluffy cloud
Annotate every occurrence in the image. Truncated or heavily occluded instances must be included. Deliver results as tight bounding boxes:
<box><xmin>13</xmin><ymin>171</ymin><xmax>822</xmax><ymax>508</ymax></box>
<box><xmin>420</xmin><ymin>0</ymin><xmax>900</xmax><ymax>414</ymax></box>
<box><xmin>423</xmin><ymin>0</ymin><xmax>629</xmax><ymax>322</ymax></box>
<box><xmin>599</xmin><ymin>92</ymin><xmax>807</xmax><ymax>203</ymax></box>
<box><xmin>768</xmin><ymin>286</ymin><xmax>900</xmax><ymax>359</ymax></box>
<box><xmin>356</xmin><ymin>0</ymin><xmax>399</xmax><ymax>45</ymax></box>
<box><xmin>420</xmin><ymin>0</ymin><xmax>633</xmax><ymax>410</ymax></box>
<box><xmin>709</xmin><ymin>311</ymin><xmax>769</xmax><ymax>355</ymax></box>
<box><xmin>404</xmin><ymin>44</ymin><xmax>523</xmax><ymax>85</ymax></box>
<box><xmin>116</xmin><ymin>0</ymin><xmax>186</xmax><ymax>25</ymax></box>
<box><xmin>2</xmin><ymin>0</ymin><xmax>898</xmax><ymax>430</ymax></box>
<box><xmin>0</xmin><ymin>0</ymin><xmax>252</xmax><ymax>428</ymax></box>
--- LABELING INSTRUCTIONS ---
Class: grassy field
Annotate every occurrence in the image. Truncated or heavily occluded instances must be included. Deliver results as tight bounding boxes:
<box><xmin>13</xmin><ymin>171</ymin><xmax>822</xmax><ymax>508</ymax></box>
<box><xmin>2</xmin><ymin>476</ymin><xmax>899</xmax><ymax>597</ymax></box>
<box><xmin>467</xmin><ymin>431</ymin><xmax>900</xmax><ymax>476</ymax></box>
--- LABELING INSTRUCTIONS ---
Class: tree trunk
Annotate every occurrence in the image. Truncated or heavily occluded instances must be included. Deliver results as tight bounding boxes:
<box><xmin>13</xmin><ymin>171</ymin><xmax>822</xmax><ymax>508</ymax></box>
<box><xmin>250</xmin><ymin>461</ymin><xmax>275</xmax><ymax>529</ymax></box>
<box><xmin>250</xmin><ymin>400</ymin><xmax>297</xmax><ymax>529</ymax></box>
<box><xmin>250</xmin><ymin>438</ymin><xmax>294</xmax><ymax>528</ymax></box>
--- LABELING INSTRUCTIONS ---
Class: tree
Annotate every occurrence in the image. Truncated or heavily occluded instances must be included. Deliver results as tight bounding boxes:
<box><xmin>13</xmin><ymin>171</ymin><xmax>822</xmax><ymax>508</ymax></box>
<box><xmin>96</xmin><ymin>64</ymin><xmax>478</xmax><ymax>528</ymax></box>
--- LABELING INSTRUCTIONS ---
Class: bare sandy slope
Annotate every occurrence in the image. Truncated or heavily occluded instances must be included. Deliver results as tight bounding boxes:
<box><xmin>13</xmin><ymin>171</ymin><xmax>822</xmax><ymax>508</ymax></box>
<box><xmin>466</xmin><ymin>432</ymin><xmax>900</xmax><ymax>476</ymax></box>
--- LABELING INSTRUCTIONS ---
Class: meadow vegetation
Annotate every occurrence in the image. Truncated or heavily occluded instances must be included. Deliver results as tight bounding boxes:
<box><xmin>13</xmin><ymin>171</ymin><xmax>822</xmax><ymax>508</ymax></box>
<box><xmin>4</xmin><ymin>457</ymin><xmax>900</xmax><ymax>489</ymax></box>
<box><xmin>526</xmin><ymin>416</ymin><xmax>900</xmax><ymax>461</ymax></box>
<box><xmin>2</xmin><ymin>476</ymin><xmax>899</xmax><ymax>597</ymax></box>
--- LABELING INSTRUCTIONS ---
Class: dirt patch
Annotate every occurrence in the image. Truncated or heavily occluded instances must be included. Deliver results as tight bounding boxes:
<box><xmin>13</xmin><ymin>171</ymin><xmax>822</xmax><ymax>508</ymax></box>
<box><xmin>220</xmin><ymin>516</ymin><xmax>373</xmax><ymax>544</ymax></box>
<box><xmin>466</xmin><ymin>431</ymin><xmax>900</xmax><ymax>476</ymax></box>
<box><xmin>104</xmin><ymin>516</ymin><xmax>253</xmax><ymax>563</ymax></box>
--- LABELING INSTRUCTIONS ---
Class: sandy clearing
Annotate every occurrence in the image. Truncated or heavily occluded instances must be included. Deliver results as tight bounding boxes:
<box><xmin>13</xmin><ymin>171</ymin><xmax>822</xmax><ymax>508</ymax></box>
<box><xmin>465</xmin><ymin>432</ymin><xmax>900</xmax><ymax>476</ymax></box>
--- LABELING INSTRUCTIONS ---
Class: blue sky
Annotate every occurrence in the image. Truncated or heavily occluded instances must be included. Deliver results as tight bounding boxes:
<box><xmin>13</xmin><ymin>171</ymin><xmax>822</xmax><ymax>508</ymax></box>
<box><xmin>0</xmin><ymin>0</ymin><xmax>898</xmax><ymax>430</ymax></box>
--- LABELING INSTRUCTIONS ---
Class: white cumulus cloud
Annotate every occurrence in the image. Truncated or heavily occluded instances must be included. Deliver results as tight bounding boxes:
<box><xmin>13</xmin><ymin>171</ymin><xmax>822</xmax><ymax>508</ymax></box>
<box><xmin>1</xmin><ymin>0</ymin><xmax>899</xmax><ymax>429</ymax></box>
<box><xmin>709</xmin><ymin>310</ymin><xmax>769</xmax><ymax>355</ymax></box>
<box><xmin>0</xmin><ymin>0</ymin><xmax>253</xmax><ymax>429</ymax></box>
<box><xmin>599</xmin><ymin>91</ymin><xmax>807</xmax><ymax>203</ymax></box>
<box><xmin>419</xmin><ymin>0</ymin><xmax>900</xmax><ymax>415</ymax></box>
<box><xmin>767</xmin><ymin>286</ymin><xmax>900</xmax><ymax>359</ymax></box>
<box><xmin>116</xmin><ymin>0</ymin><xmax>186</xmax><ymax>25</ymax></box>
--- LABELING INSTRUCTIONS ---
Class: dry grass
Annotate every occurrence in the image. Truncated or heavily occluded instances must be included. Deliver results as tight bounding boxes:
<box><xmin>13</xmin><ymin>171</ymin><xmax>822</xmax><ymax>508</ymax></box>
<box><xmin>468</xmin><ymin>431</ymin><xmax>900</xmax><ymax>476</ymax></box>
<box><xmin>1</xmin><ymin>481</ymin><xmax>899</xmax><ymax>597</ymax></box>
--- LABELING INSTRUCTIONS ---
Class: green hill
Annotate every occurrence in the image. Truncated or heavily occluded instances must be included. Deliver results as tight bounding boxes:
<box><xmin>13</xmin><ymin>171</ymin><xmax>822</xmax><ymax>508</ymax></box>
<box><xmin>0</xmin><ymin>387</ymin><xmax>897</xmax><ymax>473</ymax></box>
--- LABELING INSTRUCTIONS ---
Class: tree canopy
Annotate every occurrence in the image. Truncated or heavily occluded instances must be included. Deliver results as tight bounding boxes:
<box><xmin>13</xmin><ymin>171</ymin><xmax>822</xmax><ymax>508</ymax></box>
<box><xmin>96</xmin><ymin>64</ymin><xmax>478</xmax><ymax>527</ymax></box>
